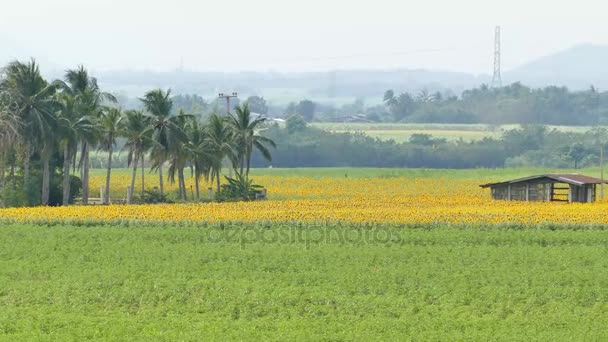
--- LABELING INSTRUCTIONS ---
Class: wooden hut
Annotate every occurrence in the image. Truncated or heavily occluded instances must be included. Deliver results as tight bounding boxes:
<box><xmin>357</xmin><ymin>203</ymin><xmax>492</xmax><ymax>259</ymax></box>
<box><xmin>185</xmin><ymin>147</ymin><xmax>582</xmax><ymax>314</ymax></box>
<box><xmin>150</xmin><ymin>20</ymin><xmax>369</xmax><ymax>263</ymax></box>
<box><xmin>480</xmin><ymin>174</ymin><xmax>606</xmax><ymax>203</ymax></box>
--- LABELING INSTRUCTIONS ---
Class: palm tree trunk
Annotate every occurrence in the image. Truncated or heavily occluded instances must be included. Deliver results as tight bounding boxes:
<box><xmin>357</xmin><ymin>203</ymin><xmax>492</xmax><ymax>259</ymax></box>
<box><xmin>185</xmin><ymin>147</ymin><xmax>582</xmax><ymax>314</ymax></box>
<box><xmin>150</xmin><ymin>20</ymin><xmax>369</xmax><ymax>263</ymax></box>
<box><xmin>129</xmin><ymin>154</ymin><xmax>138</xmax><ymax>204</ymax></box>
<box><xmin>158</xmin><ymin>163</ymin><xmax>164</xmax><ymax>196</ymax></box>
<box><xmin>104</xmin><ymin>145</ymin><xmax>113</xmax><ymax>204</ymax></box>
<box><xmin>82</xmin><ymin>143</ymin><xmax>90</xmax><ymax>205</ymax></box>
<box><xmin>9</xmin><ymin>162</ymin><xmax>15</xmax><ymax>190</ymax></box>
<box><xmin>23</xmin><ymin>141</ymin><xmax>31</xmax><ymax>201</ymax></box>
<box><xmin>194</xmin><ymin>172</ymin><xmax>200</xmax><ymax>201</ymax></box>
<box><xmin>0</xmin><ymin>155</ymin><xmax>5</xmax><ymax>194</ymax></box>
<box><xmin>239</xmin><ymin>155</ymin><xmax>245</xmax><ymax>177</ymax></box>
<box><xmin>41</xmin><ymin>156</ymin><xmax>50</xmax><ymax>205</ymax></box>
<box><xmin>62</xmin><ymin>145</ymin><xmax>72</xmax><ymax>205</ymax></box>
<box><xmin>178</xmin><ymin>167</ymin><xmax>187</xmax><ymax>201</ymax></box>
<box><xmin>216</xmin><ymin>171</ymin><xmax>221</xmax><ymax>199</ymax></box>
<box><xmin>246</xmin><ymin>147</ymin><xmax>252</xmax><ymax>178</ymax></box>
<box><xmin>141</xmin><ymin>155</ymin><xmax>145</xmax><ymax>197</ymax></box>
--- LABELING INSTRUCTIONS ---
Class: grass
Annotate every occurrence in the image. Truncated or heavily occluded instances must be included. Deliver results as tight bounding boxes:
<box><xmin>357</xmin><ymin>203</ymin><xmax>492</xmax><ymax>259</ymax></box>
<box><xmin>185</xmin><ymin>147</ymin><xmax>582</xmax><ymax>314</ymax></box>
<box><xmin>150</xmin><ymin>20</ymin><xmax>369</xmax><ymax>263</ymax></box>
<box><xmin>2</xmin><ymin>223</ymin><xmax>608</xmax><ymax>340</ymax></box>
<box><xmin>91</xmin><ymin>166</ymin><xmax>606</xmax><ymax>180</ymax></box>
<box><xmin>312</xmin><ymin>122</ymin><xmax>601</xmax><ymax>142</ymax></box>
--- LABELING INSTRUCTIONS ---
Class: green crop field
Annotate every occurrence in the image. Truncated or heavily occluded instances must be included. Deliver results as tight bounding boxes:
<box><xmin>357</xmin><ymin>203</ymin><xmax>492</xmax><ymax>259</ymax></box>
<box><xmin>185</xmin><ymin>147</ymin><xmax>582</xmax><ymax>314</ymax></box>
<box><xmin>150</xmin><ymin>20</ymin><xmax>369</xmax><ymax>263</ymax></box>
<box><xmin>311</xmin><ymin>123</ymin><xmax>600</xmax><ymax>142</ymax></box>
<box><xmin>90</xmin><ymin>165</ymin><xmax>606</xmax><ymax>180</ymax></box>
<box><xmin>2</xmin><ymin>224</ymin><xmax>608</xmax><ymax>340</ymax></box>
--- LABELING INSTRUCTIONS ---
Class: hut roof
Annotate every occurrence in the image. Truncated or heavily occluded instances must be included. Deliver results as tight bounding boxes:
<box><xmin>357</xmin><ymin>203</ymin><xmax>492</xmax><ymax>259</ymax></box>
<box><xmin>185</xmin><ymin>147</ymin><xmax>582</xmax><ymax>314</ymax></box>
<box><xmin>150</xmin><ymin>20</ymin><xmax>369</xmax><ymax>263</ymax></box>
<box><xmin>480</xmin><ymin>174</ymin><xmax>607</xmax><ymax>188</ymax></box>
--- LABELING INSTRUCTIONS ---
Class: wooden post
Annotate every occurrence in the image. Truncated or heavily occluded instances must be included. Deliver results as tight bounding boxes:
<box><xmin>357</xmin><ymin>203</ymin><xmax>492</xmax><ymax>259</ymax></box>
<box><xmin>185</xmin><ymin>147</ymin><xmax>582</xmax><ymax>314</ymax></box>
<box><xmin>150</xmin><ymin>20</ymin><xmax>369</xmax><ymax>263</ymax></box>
<box><xmin>100</xmin><ymin>187</ymin><xmax>104</xmax><ymax>203</ymax></box>
<box><xmin>525</xmin><ymin>184</ymin><xmax>529</xmax><ymax>201</ymax></box>
<box><xmin>507</xmin><ymin>184</ymin><xmax>512</xmax><ymax>200</ymax></box>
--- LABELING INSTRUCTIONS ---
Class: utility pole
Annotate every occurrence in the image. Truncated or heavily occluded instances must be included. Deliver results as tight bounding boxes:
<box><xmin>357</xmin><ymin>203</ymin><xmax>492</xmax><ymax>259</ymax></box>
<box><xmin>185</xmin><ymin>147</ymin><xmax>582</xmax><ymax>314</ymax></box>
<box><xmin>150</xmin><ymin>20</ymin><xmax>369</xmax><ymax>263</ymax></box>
<box><xmin>218</xmin><ymin>92</ymin><xmax>238</xmax><ymax>115</ymax></box>
<box><xmin>218</xmin><ymin>92</ymin><xmax>238</xmax><ymax>178</ymax></box>
<box><xmin>491</xmin><ymin>26</ymin><xmax>502</xmax><ymax>88</ymax></box>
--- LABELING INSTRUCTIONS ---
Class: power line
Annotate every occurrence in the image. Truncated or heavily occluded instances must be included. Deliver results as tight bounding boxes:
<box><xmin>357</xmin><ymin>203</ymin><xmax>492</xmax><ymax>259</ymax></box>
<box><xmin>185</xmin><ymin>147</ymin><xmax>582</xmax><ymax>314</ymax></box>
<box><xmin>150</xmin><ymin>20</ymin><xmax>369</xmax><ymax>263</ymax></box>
<box><xmin>274</xmin><ymin>47</ymin><xmax>467</xmax><ymax>63</ymax></box>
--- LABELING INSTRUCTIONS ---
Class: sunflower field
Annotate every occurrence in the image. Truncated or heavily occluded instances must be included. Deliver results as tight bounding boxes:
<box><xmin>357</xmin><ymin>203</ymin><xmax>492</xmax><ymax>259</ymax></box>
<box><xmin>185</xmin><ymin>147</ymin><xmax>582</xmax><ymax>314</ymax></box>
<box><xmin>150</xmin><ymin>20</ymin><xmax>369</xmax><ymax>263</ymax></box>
<box><xmin>1</xmin><ymin>174</ymin><xmax>607</xmax><ymax>226</ymax></box>
<box><xmin>3</xmin><ymin>170</ymin><xmax>608</xmax><ymax>340</ymax></box>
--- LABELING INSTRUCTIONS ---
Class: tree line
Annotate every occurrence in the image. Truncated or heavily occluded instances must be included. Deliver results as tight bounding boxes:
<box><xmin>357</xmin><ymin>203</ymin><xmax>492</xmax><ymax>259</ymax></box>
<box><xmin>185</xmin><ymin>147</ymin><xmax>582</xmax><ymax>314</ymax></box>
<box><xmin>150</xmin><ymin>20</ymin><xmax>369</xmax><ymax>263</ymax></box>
<box><xmin>129</xmin><ymin>82</ymin><xmax>608</xmax><ymax>126</ymax></box>
<box><xmin>251</xmin><ymin>120</ymin><xmax>606</xmax><ymax>169</ymax></box>
<box><xmin>379</xmin><ymin>83</ymin><xmax>607</xmax><ymax>125</ymax></box>
<box><xmin>0</xmin><ymin>60</ymin><xmax>275</xmax><ymax>207</ymax></box>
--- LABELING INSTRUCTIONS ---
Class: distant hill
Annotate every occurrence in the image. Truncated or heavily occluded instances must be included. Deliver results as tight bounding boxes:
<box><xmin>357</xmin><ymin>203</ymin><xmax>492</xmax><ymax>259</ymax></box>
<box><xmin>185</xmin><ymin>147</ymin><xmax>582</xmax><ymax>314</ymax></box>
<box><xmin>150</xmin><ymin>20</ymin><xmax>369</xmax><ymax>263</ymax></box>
<box><xmin>6</xmin><ymin>41</ymin><xmax>607</xmax><ymax>101</ymax></box>
<box><xmin>88</xmin><ymin>69</ymin><xmax>488</xmax><ymax>104</ymax></box>
<box><xmin>506</xmin><ymin>44</ymin><xmax>608</xmax><ymax>89</ymax></box>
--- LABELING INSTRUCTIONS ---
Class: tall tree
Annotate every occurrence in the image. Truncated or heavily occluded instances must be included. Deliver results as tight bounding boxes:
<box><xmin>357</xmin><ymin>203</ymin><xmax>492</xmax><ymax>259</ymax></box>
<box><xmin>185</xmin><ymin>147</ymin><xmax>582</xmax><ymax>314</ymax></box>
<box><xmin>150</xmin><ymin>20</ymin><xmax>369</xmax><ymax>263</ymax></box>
<box><xmin>229</xmin><ymin>104</ymin><xmax>276</xmax><ymax>177</ymax></box>
<box><xmin>141</xmin><ymin>89</ymin><xmax>189</xmax><ymax>196</ymax></box>
<box><xmin>98</xmin><ymin>108</ymin><xmax>123</xmax><ymax>204</ymax></box>
<box><xmin>184</xmin><ymin>118</ymin><xmax>211</xmax><ymax>200</ymax></box>
<box><xmin>166</xmin><ymin>112</ymin><xmax>191</xmax><ymax>201</ymax></box>
<box><xmin>3</xmin><ymin>59</ymin><xmax>58</xmax><ymax>205</ymax></box>
<box><xmin>295</xmin><ymin>100</ymin><xmax>316</xmax><ymax>122</ymax></box>
<box><xmin>63</xmin><ymin>66</ymin><xmax>116</xmax><ymax>204</ymax></box>
<box><xmin>122</xmin><ymin>110</ymin><xmax>151</xmax><ymax>203</ymax></box>
<box><xmin>0</xmin><ymin>90</ymin><xmax>20</xmax><ymax>196</ymax></box>
<box><xmin>245</xmin><ymin>96</ymin><xmax>268</xmax><ymax>115</ymax></box>
<box><xmin>205</xmin><ymin>113</ymin><xmax>235</xmax><ymax>196</ymax></box>
<box><xmin>56</xmin><ymin>92</ymin><xmax>94</xmax><ymax>205</ymax></box>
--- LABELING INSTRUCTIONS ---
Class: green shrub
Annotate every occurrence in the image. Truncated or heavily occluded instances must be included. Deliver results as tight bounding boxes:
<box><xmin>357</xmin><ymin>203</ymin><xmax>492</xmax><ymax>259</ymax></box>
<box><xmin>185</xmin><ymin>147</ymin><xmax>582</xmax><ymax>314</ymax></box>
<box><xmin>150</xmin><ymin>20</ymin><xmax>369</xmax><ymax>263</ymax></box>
<box><xmin>217</xmin><ymin>173</ymin><xmax>264</xmax><ymax>202</ymax></box>
<box><xmin>135</xmin><ymin>190</ymin><xmax>174</xmax><ymax>204</ymax></box>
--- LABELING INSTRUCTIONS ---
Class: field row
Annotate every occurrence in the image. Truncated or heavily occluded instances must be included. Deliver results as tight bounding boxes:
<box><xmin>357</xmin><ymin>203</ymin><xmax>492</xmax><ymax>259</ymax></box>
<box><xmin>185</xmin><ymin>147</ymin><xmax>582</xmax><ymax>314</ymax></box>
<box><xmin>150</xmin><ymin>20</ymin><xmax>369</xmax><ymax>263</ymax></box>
<box><xmin>312</xmin><ymin>123</ymin><xmax>598</xmax><ymax>142</ymax></box>
<box><xmin>2</xmin><ymin>224</ymin><xmax>608</xmax><ymax>340</ymax></box>
<box><xmin>3</xmin><ymin>176</ymin><xmax>608</xmax><ymax>226</ymax></box>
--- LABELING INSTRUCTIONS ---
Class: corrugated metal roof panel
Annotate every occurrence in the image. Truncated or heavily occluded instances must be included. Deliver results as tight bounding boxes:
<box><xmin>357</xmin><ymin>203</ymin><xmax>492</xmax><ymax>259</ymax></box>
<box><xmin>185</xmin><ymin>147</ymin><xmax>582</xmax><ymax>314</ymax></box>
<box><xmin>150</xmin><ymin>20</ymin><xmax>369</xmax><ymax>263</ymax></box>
<box><xmin>479</xmin><ymin>174</ymin><xmax>606</xmax><ymax>188</ymax></box>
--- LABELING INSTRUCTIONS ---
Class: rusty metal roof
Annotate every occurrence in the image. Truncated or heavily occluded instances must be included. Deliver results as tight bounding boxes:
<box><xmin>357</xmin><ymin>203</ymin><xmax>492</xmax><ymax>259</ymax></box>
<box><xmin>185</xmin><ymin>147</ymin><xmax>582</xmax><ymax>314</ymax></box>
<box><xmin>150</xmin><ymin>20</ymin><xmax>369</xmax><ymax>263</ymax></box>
<box><xmin>480</xmin><ymin>174</ymin><xmax>607</xmax><ymax>188</ymax></box>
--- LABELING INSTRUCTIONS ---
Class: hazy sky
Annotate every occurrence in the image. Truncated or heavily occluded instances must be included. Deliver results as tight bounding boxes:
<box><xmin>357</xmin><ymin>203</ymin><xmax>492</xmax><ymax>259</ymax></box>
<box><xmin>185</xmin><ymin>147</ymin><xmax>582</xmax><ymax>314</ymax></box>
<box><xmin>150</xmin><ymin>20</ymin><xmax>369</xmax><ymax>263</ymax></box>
<box><xmin>1</xmin><ymin>0</ymin><xmax>607</xmax><ymax>74</ymax></box>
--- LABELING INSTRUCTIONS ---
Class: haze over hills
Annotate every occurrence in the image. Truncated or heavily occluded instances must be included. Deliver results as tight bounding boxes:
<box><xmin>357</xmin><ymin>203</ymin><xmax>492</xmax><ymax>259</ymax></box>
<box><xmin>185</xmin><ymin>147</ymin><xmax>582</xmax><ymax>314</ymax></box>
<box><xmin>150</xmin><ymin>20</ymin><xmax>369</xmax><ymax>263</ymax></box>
<box><xmin>505</xmin><ymin>44</ymin><xmax>608</xmax><ymax>89</ymax></box>
<box><xmin>3</xmin><ymin>44</ymin><xmax>607</xmax><ymax>104</ymax></box>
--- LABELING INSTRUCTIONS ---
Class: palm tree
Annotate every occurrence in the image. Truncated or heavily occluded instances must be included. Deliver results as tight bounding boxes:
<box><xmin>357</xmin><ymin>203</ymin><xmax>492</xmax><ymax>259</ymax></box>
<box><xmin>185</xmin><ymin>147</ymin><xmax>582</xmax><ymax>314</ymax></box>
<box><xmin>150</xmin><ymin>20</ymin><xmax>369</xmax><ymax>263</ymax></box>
<box><xmin>185</xmin><ymin>118</ymin><xmax>211</xmax><ymax>200</ymax></box>
<box><xmin>63</xmin><ymin>66</ymin><xmax>116</xmax><ymax>205</ymax></box>
<box><xmin>56</xmin><ymin>92</ymin><xmax>94</xmax><ymax>205</ymax></box>
<box><xmin>3</xmin><ymin>59</ymin><xmax>59</xmax><ymax>205</ymax></box>
<box><xmin>140</xmin><ymin>89</ymin><xmax>190</xmax><ymax>196</ymax></box>
<box><xmin>228</xmin><ymin>104</ymin><xmax>275</xmax><ymax>177</ymax></box>
<box><xmin>0</xmin><ymin>90</ymin><xmax>20</xmax><ymax>195</ymax></box>
<box><xmin>166</xmin><ymin>112</ymin><xmax>191</xmax><ymax>200</ymax></box>
<box><xmin>205</xmin><ymin>113</ymin><xmax>235</xmax><ymax>196</ymax></box>
<box><xmin>122</xmin><ymin>110</ymin><xmax>151</xmax><ymax>203</ymax></box>
<box><xmin>98</xmin><ymin>108</ymin><xmax>123</xmax><ymax>204</ymax></box>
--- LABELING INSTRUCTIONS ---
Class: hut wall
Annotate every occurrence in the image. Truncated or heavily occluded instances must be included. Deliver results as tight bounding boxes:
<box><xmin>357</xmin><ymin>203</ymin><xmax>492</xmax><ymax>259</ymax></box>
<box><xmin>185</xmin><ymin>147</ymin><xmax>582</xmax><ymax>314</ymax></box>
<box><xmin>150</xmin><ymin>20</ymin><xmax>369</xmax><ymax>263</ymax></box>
<box><xmin>510</xmin><ymin>184</ymin><xmax>527</xmax><ymax>201</ymax></box>
<box><xmin>491</xmin><ymin>186</ymin><xmax>508</xmax><ymax>200</ymax></box>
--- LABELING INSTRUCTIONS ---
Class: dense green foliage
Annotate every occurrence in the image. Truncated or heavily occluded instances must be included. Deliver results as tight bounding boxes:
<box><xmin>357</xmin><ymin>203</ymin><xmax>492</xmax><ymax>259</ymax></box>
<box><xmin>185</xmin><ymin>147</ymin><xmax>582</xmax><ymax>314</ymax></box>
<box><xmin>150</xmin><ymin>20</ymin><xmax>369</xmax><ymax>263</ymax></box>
<box><xmin>0</xmin><ymin>60</ymin><xmax>275</xmax><ymax>207</ymax></box>
<box><xmin>165</xmin><ymin>83</ymin><xmax>608</xmax><ymax>126</ymax></box>
<box><xmin>378</xmin><ymin>83</ymin><xmax>608</xmax><ymax>125</ymax></box>
<box><xmin>2</xmin><ymin>223</ymin><xmax>608</xmax><ymax>340</ymax></box>
<box><xmin>252</xmin><ymin>124</ymin><xmax>606</xmax><ymax>169</ymax></box>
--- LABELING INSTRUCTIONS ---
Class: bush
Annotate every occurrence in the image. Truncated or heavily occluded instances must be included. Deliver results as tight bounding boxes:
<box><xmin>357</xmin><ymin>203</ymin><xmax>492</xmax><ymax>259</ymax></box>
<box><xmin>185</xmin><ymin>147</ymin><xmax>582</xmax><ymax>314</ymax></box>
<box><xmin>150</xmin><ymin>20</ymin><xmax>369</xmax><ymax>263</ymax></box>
<box><xmin>217</xmin><ymin>174</ymin><xmax>264</xmax><ymax>202</ymax></box>
<box><xmin>51</xmin><ymin>175</ymin><xmax>82</xmax><ymax>206</ymax></box>
<box><xmin>1</xmin><ymin>180</ymin><xmax>26</xmax><ymax>207</ymax></box>
<box><xmin>135</xmin><ymin>190</ymin><xmax>174</xmax><ymax>204</ymax></box>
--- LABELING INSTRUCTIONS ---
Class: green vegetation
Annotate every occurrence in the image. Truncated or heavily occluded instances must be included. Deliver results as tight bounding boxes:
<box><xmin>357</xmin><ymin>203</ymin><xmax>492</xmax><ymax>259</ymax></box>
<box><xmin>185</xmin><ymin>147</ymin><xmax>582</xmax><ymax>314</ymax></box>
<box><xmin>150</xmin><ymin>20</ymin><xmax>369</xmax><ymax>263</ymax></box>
<box><xmin>312</xmin><ymin>122</ymin><xmax>598</xmax><ymax>142</ymax></box>
<box><xmin>95</xmin><ymin>165</ymin><xmax>604</xmax><ymax>180</ymax></box>
<box><xmin>0</xmin><ymin>60</ymin><xmax>275</xmax><ymax>207</ymax></box>
<box><xmin>2</xmin><ymin>223</ymin><xmax>608</xmax><ymax>340</ymax></box>
<box><xmin>253</xmin><ymin>123</ymin><xmax>608</xmax><ymax>169</ymax></box>
<box><xmin>379</xmin><ymin>84</ymin><xmax>608</xmax><ymax>125</ymax></box>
